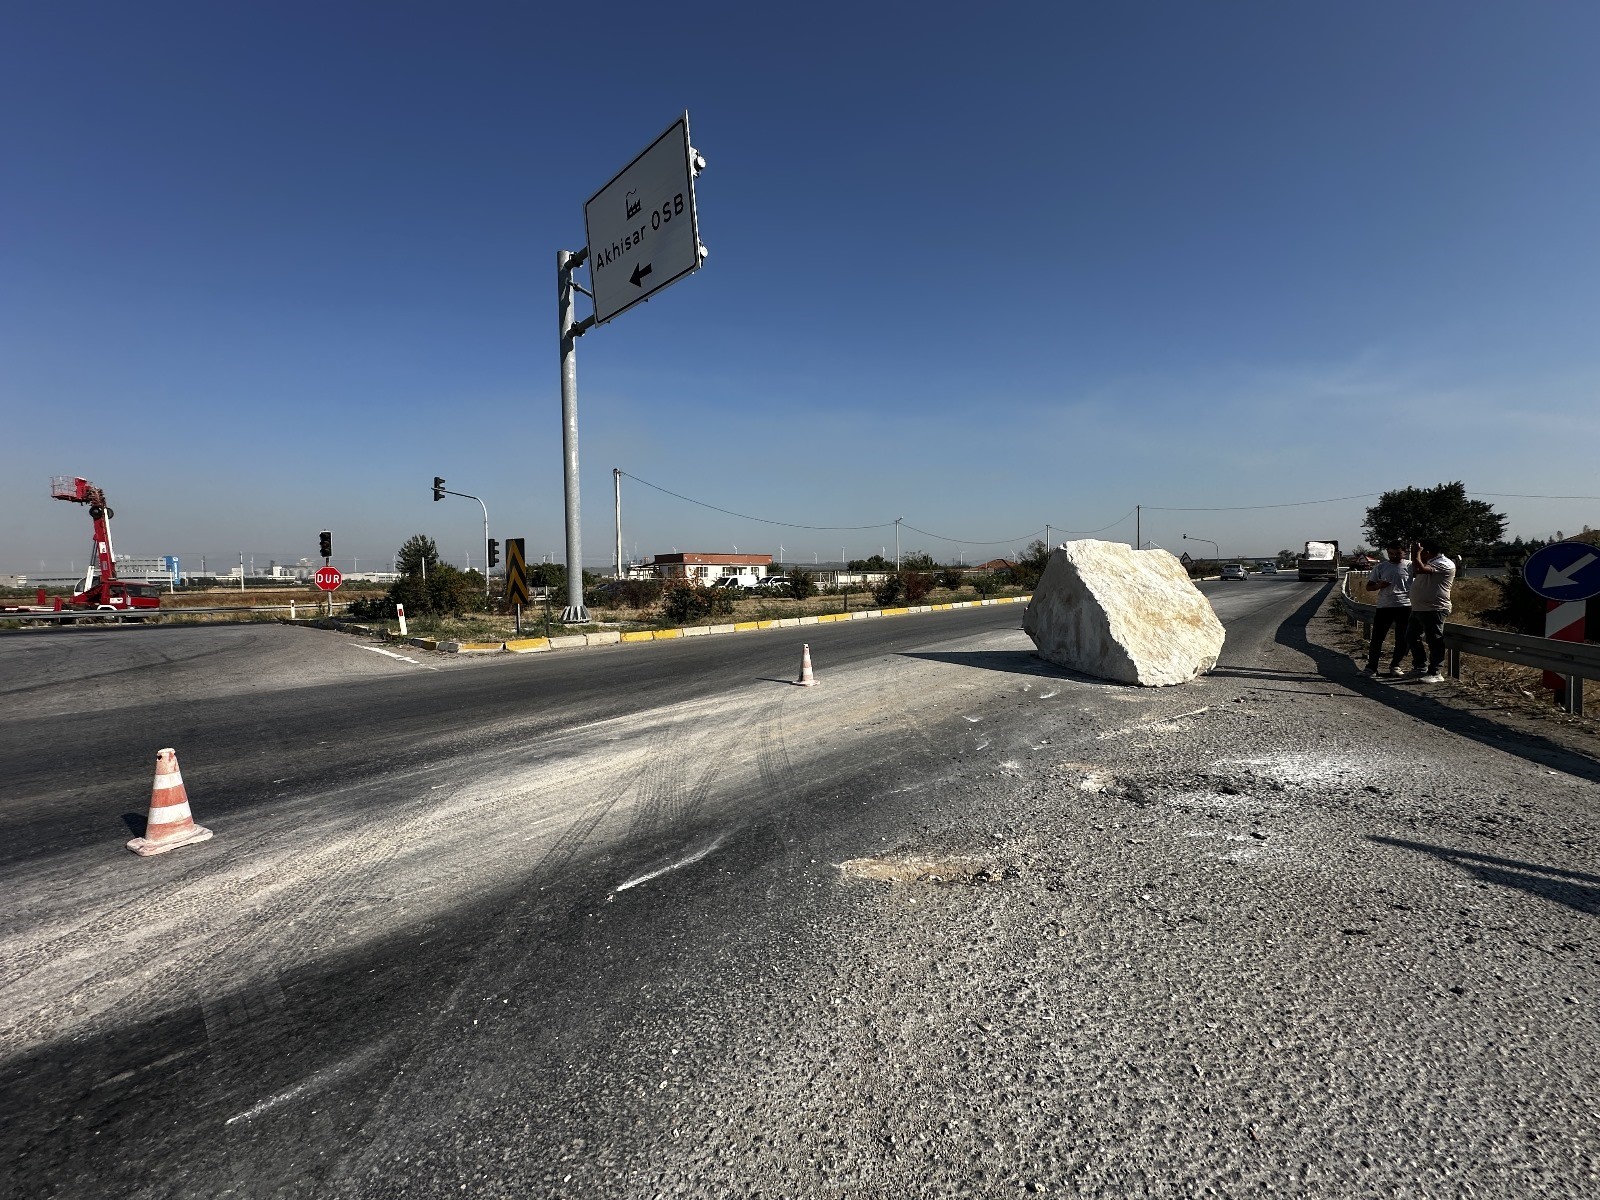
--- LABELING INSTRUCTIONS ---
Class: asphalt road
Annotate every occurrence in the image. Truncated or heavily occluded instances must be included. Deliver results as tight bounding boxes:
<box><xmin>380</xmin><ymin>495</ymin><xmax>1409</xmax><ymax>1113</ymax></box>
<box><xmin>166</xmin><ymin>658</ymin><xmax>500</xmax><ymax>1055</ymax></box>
<box><xmin>3</xmin><ymin>578</ymin><xmax>1596</xmax><ymax>1198</ymax></box>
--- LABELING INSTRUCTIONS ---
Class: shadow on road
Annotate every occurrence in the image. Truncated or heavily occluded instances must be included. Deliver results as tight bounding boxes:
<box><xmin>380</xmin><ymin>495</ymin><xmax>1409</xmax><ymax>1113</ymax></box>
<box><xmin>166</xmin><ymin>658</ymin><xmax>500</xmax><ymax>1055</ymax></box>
<box><xmin>1371</xmin><ymin>836</ymin><xmax>1600</xmax><ymax>916</ymax></box>
<box><xmin>898</xmin><ymin>648</ymin><xmax>1120</xmax><ymax>687</ymax></box>
<box><xmin>1268</xmin><ymin>588</ymin><xmax>1600</xmax><ymax>787</ymax></box>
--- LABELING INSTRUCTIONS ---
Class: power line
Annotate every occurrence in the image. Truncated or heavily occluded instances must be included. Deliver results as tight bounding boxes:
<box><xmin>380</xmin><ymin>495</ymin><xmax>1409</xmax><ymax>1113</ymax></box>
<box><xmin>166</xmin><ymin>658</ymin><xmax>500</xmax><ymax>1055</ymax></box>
<box><xmin>899</xmin><ymin>522</ymin><xmax>1043</xmax><ymax>547</ymax></box>
<box><xmin>619</xmin><ymin>471</ymin><xmax>897</xmax><ymax>531</ymax></box>
<box><xmin>1470</xmin><ymin>492</ymin><xmax>1600</xmax><ymax>501</ymax></box>
<box><xmin>1052</xmin><ymin>508</ymin><xmax>1138</xmax><ymax>536</ymax></box>
<box><xmin>1142</xmin><ymin>493</ymin><xmax>1380</xmax><ymax>512</ymax></box>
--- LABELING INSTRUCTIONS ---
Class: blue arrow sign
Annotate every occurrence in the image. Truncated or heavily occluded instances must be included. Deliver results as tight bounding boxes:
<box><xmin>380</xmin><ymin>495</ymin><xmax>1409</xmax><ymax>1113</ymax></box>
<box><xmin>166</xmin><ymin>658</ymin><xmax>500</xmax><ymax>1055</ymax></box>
<box><xmin>1523</xmin><ymin>541</ymin><xmax>1600</xmax><ymax>602</ymax></box>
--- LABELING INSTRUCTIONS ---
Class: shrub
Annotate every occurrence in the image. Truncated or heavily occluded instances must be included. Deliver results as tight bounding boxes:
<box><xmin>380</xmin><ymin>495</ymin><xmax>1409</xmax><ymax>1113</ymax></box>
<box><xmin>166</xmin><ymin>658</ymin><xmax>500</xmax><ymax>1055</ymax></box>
<box><xmin>969</xmin><ymin>573</ymin><xmax>999</xmax><ymax>598</ymax></box>
<box><xmin>589</xmin><ymin>578</ymin><xmax>662</xmax><ymax>610</ymax></box>
<box><xmin>902</xmin><ymin>571</ymin><xmax>933</xmax><ymax>605</ymax></box>
<box><xmin>872</xmin><ymin>574</ymin><xmax>905</xmax><ymax>607</ymax></box>
<box><xmin>384</xmin><ymin>564</ymin><xmax>489</xmax><ymax>618</ymax></box>
<box><xmin>661</xmin><ymin>581</ymin><xmax>736</xmax><ymax>624</ymax></box>
<box><xmin>782</xmin><ymin>568</ymin><xmax>818</xmax><ymax>600</ymax></box>
<box><xmin>346</xmin><ymin>594</ymin><xmax>394</xmax><ymax>620</ymax></box>
<box><xmin>935</xmin><ymin>567</ymin><xmax>965</xmax><ymax>590</ymax></box>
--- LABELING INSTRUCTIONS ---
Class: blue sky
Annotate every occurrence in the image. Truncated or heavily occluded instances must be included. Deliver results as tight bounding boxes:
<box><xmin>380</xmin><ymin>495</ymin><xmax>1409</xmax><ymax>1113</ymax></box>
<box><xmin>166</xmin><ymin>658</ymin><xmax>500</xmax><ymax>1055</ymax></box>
<box><xmin>4</xmin><ymin>1</ymin><xmax>1597</xmax><ymax>576</ymax></box>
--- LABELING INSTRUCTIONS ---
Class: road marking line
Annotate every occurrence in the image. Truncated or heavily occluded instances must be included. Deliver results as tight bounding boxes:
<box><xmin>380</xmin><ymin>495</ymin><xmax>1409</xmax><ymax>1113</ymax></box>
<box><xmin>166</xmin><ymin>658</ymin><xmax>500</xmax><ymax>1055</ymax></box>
<box><xmin>356</xmin><ymin>645</ymin><xmax>438</xmax><ymax>670</ymax></box>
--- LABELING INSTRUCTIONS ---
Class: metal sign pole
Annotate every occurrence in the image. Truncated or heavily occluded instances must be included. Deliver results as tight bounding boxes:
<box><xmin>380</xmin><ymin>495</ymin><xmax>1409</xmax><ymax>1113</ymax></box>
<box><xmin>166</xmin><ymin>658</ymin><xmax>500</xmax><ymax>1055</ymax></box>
<box><xmin>558</xmin><ymin>248</ymin><xmax>594</xmax><ymax>623</ymax></box>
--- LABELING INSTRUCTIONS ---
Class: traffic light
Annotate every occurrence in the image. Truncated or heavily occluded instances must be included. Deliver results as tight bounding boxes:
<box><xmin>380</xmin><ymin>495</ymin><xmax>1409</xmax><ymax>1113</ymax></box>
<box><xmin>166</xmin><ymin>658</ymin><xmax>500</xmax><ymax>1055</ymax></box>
<box><xmin>487</xmin><ymin>539</ymin><xmax>499</xmax><ymax>568</ymax></box>
<box><xmin>432</xmin><ymin>476</ymin><xmax>446</xmax><ymax>502</ymax></box>
<box><xmin>319</xmin><ymin>530</ymin><xmax>332</xmax><ymax>560</ymax></box>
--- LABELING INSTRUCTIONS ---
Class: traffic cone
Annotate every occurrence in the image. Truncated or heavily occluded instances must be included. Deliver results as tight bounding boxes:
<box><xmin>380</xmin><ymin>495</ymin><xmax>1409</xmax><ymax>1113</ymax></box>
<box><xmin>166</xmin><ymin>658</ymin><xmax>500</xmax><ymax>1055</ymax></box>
<box><xmin>127</xmin><ymin>748</ymin><xmax>213</xmax><ymax>856</ymax></box>
<box><xmin>796</xmin><ymin>643</ymin><xmax>817</xmax><ymax>687</ymax></box>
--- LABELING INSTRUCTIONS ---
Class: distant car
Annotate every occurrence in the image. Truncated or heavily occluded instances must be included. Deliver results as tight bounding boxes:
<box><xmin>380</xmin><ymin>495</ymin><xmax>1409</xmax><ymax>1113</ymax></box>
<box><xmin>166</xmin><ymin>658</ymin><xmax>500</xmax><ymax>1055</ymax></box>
<box><xmin>1259</xmin><ymin>563</ymin><xmax>1278</xmax><ymax>575</ymax></box>
<box><xmin>1220</xmin><ymin>564</ymin><xmax>1247</xmax><ymax>580</ymax></box>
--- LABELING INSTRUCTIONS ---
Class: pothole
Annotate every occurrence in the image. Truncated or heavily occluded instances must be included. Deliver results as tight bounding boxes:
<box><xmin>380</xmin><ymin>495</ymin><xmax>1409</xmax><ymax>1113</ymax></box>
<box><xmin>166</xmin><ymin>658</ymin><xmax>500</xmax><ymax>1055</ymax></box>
<box><xmin>838</xmin><ymin>853</ymin><xmax>1020</xmax><ymax>886</ymax></box>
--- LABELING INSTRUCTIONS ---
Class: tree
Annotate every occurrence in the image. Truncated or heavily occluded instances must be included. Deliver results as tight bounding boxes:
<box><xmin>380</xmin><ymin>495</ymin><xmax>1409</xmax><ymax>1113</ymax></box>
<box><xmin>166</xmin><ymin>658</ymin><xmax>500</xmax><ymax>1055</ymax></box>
<box><xmin>1362</xmin><ymin>482</ymin><xmax>1506</xmax><ymax>558</ymax></box>
<box><xmin>848</xmin><ymin>554</ymin><xmax>892</xmax><ymax>572</ymax></box>
<box><xmin>1009</xmin><ymin>539</ymin><xmax>1053</xmax><ymax>590</ymax></box>
<box><xmin>397</xmin><ymin>534</ymin><xmax>440</xmax><ymax>577</ymax></box>
<box><xmin>1275</xmin><ymin>549</ymin><xmax>1297</xmax><ymax>567</ymax></box>
<box><xmin>900</xmin><ymin>551</ymin><xmax>936</xmax><ymax>572</ymax></box>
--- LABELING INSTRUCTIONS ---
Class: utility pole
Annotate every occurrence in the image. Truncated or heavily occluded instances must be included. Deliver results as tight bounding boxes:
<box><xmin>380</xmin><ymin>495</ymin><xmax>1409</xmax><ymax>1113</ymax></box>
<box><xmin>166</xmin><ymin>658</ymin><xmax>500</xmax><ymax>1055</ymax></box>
<box><xmin>613</xmin><ymin>468</ymin><xmax>623</xmax><ymax>580</ymax></box>
<box><xmin>1045</xmin><ymin>524</ymin><xmax>1051</xmax><ymax>550</ymax></box>
<box><xmin>895</xmin><ymin>517</ymin><xmax>902</xmax><ymax>570</ymax></box>
<box><xmin>1136</xmin><ymin>504</ymin><xmax>1141</xmax><ymax>550</ymax></box>
<box><xmin>239</xmin><ymin>551</ymin><xmax>245</xmax><ymax>592</ymax></box>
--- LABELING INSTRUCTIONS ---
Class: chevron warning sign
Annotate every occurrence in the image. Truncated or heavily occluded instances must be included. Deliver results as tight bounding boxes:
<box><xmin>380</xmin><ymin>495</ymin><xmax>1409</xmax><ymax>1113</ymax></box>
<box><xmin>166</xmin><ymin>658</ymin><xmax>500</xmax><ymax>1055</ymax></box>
<box><xmin>505</xmin><ymin>538</ymin><xmax>529</xmax><ymax>607</ymax></box>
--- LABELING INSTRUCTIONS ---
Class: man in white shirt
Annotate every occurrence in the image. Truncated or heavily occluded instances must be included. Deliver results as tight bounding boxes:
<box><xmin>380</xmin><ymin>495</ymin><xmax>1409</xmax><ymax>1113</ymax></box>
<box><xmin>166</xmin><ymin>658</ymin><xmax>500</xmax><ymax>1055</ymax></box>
<box><xmin>1362</xmin><ymin>541</ymin><xmax>1418</xmax><ymax>677</ymax></box>
<box><xmin>1406</xmin><ymin>539</ymin><xmax>1457</xmax><ymax>683</ymax></box>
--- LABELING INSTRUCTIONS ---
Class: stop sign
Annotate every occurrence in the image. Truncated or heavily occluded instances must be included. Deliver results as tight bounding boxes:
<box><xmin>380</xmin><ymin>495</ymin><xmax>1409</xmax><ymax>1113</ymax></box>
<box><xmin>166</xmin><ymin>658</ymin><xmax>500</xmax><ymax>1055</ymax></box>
<box><xmin>314</xmin><ymin>565</ymin><xmax>343</xmax><ymax>592</ymax></box>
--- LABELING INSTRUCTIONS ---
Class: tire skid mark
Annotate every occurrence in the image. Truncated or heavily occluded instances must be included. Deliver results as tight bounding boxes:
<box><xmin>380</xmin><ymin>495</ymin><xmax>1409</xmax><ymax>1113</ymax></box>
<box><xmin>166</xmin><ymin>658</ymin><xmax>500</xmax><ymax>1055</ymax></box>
<box><xmin>324</xmin><ymin>730</ymin><xmax>680</xmax><ymax>1189</ymax></box>
<box><xmin>0</xmin><ymin>770</ymin><xmax>461</xmax><ymax>1050</ymax></box>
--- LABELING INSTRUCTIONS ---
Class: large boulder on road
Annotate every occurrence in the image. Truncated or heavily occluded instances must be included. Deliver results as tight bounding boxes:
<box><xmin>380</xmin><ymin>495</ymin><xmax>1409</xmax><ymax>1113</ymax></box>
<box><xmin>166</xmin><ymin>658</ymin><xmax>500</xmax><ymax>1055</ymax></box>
<box><xmin>1023</xmin><ymin>540</ymin><xmax>1224</xmax><ymax>686</ymax></box>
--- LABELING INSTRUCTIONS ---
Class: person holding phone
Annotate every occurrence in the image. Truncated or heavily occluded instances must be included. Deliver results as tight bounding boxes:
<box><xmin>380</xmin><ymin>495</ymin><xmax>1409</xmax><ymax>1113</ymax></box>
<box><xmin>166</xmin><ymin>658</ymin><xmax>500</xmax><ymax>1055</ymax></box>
<box><xmin>1405</xmin><ymin>539</ymin><xmax>1457</xmax><ymax>683</ymax></box>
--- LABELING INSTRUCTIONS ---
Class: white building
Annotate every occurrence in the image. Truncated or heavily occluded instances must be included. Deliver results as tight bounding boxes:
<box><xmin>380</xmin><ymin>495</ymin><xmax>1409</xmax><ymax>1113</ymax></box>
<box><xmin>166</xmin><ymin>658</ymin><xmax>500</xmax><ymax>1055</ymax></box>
<box><xmin>651</xmin><ymin>552</ymin><xmax>774</xmax><ymax>584</ymax></box>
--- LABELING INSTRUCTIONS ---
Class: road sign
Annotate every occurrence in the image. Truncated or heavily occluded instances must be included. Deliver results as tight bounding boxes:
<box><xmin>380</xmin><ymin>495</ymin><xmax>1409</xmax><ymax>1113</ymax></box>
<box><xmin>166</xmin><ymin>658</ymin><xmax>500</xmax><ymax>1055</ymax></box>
<box><xmin>314</xmin><ymin>565</ymin><xmax>343</xmax><ymax>592</ymax></box>
<box><xmin>505</xmin><ymin>538</ymin><xmax>528</xmax><ymax>607</ymax></box>
<box><xmin>1179</xmin><ymin>552</ymin><xmax>1194</xmax><ymax>566</ymax></box>
<box><xmin>1523</xmin><ymin>541</ymin><xmax>1600</xmax><ymax>602</ymax></box>
<box><xmin>584</xmin><ymin>113</ymin><xmax>704</xmax><ymax>325</ymax></box>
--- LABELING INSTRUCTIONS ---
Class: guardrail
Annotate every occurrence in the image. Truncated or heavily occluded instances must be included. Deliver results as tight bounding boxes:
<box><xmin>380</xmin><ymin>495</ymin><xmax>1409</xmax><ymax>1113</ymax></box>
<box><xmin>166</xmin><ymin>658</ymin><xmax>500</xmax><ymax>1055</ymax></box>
<box><xmin>1</xmin><ymin>603</ymin><xmax>346</xmax><ymax>623</ymax></box>
<box><xmin>1337</xmin><ymin>575</ymin><xmax>1593</xmax><ymax>716</ymax></box>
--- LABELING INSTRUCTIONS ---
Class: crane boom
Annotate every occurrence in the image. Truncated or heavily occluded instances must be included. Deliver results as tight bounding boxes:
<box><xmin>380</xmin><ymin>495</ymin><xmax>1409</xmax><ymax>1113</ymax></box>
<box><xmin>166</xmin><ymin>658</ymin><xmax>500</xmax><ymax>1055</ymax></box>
<box><xmin>49</xmin><ymin>475</ymin><xmax>158</xmax><ymax>612</ymax></box>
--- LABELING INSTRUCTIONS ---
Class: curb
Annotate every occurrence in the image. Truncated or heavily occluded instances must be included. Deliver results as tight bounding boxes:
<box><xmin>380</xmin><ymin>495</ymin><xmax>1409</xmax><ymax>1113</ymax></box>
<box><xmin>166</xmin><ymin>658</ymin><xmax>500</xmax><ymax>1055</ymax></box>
<box><xmin>340</xmin><ymin>594</ymin><xmax>1033</xmax><ymax>659</ymax></box>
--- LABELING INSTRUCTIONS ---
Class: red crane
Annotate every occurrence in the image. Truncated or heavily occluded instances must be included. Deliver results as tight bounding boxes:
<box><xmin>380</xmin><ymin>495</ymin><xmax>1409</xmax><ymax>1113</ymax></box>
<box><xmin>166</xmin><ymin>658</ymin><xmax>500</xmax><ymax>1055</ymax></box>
<box><xmin>50</xmin><ymin>476</ymin><xmax>161</xmax><ymax>612</ymax></box>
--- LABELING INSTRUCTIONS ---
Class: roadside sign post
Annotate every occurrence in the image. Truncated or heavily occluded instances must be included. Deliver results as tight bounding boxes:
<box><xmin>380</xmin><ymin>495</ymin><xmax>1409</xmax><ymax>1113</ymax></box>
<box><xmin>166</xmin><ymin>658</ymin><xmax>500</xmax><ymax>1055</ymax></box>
<box><xmin>556</xmin><ymin>112</ymin><xmax>706</xmax><ymax>624</ymax></box>
<box><xmin>1522</xmin><ymin>541</ymin><xmax>1600</xmax><ymax>708</ymax></box>
<box><xmin>314</xmin><ymin>564</ymin><xmax>342</xmax><ymax>617</ymax></box>
<box><xmin>505</xmin><ymin>538</ymin><xmax>529</xmax><ymax>634</ymax></box>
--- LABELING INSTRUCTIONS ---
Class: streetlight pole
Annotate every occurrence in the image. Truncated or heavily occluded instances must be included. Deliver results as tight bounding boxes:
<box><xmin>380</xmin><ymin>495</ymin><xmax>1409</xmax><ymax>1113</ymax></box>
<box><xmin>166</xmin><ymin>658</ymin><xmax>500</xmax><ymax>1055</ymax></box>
<box><xmin>1182</xmin><ymin>533</ymin><xmax>1220</xmax><ymax>569</ymax></box>
<box><xmin>433</xmin><ymin>479</ymin><xmax>491</xmax><ymax>596</ymax></box>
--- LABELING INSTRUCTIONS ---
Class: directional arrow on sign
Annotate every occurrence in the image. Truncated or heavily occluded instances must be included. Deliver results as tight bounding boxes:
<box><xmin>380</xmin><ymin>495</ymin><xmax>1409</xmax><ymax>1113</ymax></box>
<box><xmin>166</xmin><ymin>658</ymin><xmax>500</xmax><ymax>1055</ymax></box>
<box><xmin>629</xmin><ymin>262</ymin><xmax>653</xmax><ymax>288</ymax></box>
<box><xmin>1523</xmin><ymin>540</ymin><xmax>1600</xmax><ymax>601</ymax></box>
<box><xmin>1545</xmin><ymin>552</ymin><xmax>1598</xmax><ymax>591</ymax></box>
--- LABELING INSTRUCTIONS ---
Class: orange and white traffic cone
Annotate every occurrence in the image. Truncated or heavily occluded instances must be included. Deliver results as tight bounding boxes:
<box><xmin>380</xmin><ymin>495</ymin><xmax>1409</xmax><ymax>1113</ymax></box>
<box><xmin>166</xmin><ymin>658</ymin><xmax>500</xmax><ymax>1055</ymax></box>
<box><xmin>796</xmin><ymin>643</ymin><xmax>817</xmax><ymax>687</ymax></box>
<box><xmin>127</xmin><ymin>748</ymin><xmax>213</xmax><ymax>856</ymax></box>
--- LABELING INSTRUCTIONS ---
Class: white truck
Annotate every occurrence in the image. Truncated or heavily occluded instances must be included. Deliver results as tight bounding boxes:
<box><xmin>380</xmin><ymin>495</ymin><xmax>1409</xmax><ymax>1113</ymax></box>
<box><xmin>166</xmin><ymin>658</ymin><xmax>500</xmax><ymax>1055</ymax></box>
<box><xmin>1298</xmin><ymin>539</ymin><xmax>1340</xmax><ymax>582</ymax></box>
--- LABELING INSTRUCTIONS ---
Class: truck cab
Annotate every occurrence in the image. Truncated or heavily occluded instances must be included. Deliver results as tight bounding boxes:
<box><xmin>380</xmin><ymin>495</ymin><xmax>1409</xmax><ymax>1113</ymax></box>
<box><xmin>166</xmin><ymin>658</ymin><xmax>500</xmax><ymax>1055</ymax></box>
<box><xmin>73</xmin><ymin>579</ymin><xmax>162</xmax><ymax>612</ymax></box>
